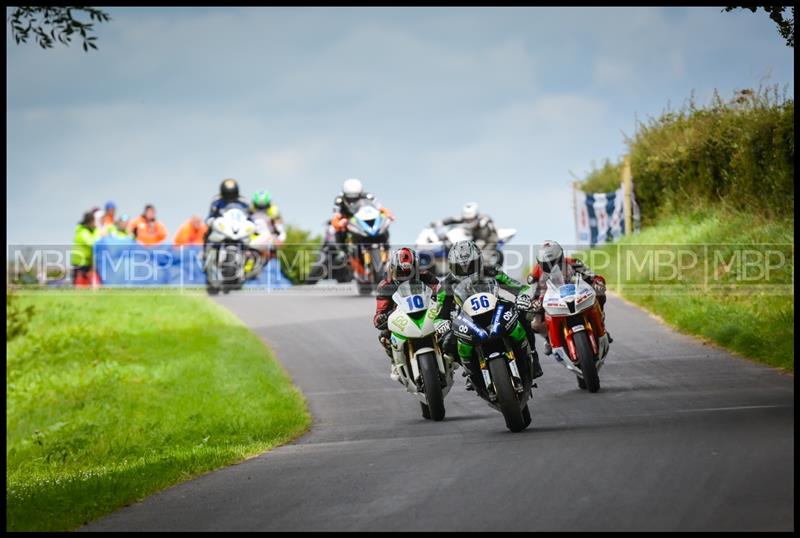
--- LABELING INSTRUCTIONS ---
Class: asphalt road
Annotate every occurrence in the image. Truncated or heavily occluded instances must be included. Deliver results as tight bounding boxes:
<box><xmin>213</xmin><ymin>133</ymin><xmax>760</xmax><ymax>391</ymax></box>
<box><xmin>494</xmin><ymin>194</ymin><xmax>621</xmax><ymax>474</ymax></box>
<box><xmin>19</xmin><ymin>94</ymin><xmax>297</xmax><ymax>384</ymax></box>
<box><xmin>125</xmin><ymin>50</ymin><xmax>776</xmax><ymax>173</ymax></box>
<box><xmin>84</xmin><ymin>285</ymin><xmax>794</xmax><ymax>531</ymax></box>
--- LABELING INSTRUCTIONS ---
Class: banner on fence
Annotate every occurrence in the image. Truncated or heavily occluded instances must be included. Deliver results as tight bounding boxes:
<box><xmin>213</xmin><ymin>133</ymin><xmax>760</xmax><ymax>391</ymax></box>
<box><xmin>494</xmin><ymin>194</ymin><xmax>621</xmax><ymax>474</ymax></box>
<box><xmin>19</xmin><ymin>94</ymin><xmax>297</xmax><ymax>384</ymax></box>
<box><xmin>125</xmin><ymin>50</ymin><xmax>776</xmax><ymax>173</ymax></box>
<box><xmin>575</xmin><ymin>183</ymin><xmax>640</xmax><ymax>246</ymax></box>
<box><xmin>92</xmin><ymin>236</ymin><xmax>292</xmax><ymax>287</ymax></box>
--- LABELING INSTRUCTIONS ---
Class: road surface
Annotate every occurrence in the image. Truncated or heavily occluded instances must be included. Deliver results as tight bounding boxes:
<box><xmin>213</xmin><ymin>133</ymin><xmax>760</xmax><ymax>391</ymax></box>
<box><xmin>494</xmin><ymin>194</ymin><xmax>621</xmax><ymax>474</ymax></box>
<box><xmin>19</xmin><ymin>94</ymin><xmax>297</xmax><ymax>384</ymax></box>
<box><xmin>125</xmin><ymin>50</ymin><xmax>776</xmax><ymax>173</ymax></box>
<box><xmin>84</xmin><ymin>286</ymin><xmax>794</xmax><ymax>531</ymax></box>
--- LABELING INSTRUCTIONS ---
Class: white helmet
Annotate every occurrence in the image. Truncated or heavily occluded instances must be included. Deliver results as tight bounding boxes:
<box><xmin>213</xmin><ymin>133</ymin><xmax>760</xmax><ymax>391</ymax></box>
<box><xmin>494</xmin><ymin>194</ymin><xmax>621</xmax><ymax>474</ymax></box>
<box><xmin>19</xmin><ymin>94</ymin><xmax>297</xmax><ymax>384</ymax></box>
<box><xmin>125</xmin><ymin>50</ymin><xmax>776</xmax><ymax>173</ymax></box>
<box><xmin>462</xmin><ymin>202</ymin><xmax>479</xmax><ymax>221</ymax></box>
<box><xmin>536</xmin><ymin>240</ymin><xmax>564</xmax><ymax>272</ymax></box>
<box><xmin>342</xmin><ymin>178</ymin><xmax>364</xmax><ymax>200</ymax></box>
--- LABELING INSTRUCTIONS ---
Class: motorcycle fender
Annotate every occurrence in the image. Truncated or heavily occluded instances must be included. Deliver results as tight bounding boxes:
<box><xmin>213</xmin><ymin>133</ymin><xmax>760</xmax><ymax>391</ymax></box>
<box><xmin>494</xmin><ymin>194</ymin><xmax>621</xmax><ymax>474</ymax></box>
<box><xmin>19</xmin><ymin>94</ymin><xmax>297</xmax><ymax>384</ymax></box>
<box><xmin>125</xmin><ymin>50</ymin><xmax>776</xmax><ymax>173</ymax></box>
<box><xmin>481</xmin><ymin>351</ymin><xmax>504</xmax><ymax>391</ymax></box>
<box><xmin>412</xmin><ymin>347</ymin><xmax>443</xmax><ymax>376</ymax></box>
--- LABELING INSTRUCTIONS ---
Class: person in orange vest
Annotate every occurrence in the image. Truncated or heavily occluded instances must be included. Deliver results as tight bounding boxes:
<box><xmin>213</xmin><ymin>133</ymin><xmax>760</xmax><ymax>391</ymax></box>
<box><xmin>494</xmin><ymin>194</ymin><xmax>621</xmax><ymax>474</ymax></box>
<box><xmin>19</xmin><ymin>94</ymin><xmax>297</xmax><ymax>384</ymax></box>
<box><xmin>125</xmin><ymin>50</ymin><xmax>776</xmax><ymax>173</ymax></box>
<box><xmin>127</xmin><ymin>204</ymin><xmax>168</xmax><ymax>245</ymax></box>
<box><xmin>173</xmin><ymin>215</ymin><xmax>208</xmax><ymax>246</ymax></box>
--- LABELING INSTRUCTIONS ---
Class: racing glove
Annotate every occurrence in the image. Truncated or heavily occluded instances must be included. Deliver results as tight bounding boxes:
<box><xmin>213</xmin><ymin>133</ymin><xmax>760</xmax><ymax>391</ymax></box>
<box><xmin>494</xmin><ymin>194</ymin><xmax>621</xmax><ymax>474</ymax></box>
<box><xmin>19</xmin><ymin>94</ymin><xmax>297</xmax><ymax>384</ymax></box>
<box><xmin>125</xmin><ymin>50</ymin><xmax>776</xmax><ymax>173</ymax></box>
<box><xmin>434</xmin><ymin>319</ymin><xmax>452</xmax><ymax>336</ymax></box>
<box><xmin>530</xmin><ymin>298</ymin><xmax>543</xmax><ymax>314</ymax></box>
<box><xmin>592</xmin><ymin>279</ymin><xmax>607</xmax><ymax>296</ymax></box>
<box><xmin>375</xmin><ymin>312</ymin><xmax>389</xmax><ymax>330</ymax></box>
<box><xmin>515</xmin><ymin>293</ymin><xmax>533</xmax><ymax>311</ymax></box>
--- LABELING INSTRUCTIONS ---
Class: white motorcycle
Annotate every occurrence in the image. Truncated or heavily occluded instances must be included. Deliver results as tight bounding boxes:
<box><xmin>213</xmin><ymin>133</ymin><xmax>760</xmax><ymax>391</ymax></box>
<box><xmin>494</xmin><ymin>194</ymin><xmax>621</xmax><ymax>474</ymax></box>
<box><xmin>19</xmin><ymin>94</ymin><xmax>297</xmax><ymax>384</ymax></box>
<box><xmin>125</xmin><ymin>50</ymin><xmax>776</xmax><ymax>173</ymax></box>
<box><xmin>415</xmin><ymin>223</ymin><xmax>517</xmax><ymax>275</ymax></box>
<box><xmin>542</xmin><ymin>266</ymin><xmax>610</xmax><ymax>392</ymax></box>
<box><xmin>204</xmin><ymin>207</ymin><xmax>257</xmax><ymax>295</ymax></box>
<box><xmin>245</xmin><ymin>216</ymin><xmax>285</xmax><ymax>280</ymax></box>
<box><xmin>415</xmin><ymin>224</ymin><xmax>470</xmax><ymax>276</ymax></box>
<box><xmin>388</xmin><ymin>281</ymin><xmax>456</xmax><ymax>421</ymax></box>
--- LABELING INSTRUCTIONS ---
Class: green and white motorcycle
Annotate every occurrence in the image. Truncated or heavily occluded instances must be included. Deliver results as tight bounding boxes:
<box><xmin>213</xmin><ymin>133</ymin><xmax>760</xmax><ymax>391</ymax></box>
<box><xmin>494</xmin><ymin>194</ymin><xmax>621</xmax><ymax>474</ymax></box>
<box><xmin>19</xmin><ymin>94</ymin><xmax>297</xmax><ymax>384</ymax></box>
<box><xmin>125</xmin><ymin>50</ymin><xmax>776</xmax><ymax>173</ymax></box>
<box><xmin>388</xmin><ymin>281</ymin><xmax>457</xmax><ymax>421</ymax></box>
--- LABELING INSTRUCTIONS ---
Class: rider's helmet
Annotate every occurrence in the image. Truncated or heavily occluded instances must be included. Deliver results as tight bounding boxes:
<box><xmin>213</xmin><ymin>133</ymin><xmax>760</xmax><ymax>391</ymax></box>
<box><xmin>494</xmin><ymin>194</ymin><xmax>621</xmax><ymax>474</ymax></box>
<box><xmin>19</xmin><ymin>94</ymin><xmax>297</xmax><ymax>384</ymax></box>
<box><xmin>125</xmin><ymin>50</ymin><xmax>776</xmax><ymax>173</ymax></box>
<box><xmin>462</xmin><ymin>202</ymin><xmax>479</xmax><ymax>223</ymax></box>
<box><xmin>220</xmin><ymin>178</ymin><xmax>240</xmax><ymax>201</ymax></box>
<box><xmin>537</xmin><ymin>240</ymin><xmax>564</xmax><ymax>272</ymax></box>
<box><xmin>252</xmin><ymin>190</ymin><xmax>272</xmax><ymax>210</ymax></box>
<box><xmin>342</xmin><ymin>178</ymin><xmax>364</xmax><ymax>202</ymax></box>
<box><xmin>448</xmin><ymin>240</ymin><xmax>483</xmax><ymax>281</ymax></box>
<box><xmin>389</xmin><ymin>247</ymin><xmax>418</xmax><ymax>282</ymax></box>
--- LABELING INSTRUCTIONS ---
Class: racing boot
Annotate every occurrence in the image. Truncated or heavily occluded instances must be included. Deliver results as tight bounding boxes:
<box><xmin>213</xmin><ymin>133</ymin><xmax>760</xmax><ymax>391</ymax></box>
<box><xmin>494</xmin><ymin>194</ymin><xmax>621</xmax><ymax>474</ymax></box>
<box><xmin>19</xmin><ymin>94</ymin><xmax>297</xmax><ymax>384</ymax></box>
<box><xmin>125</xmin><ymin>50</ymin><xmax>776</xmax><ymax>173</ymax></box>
<box><xmin>522</xmin><ymin>320</ymin><xmax>544</xmax><ymax>379</ymax></box>
<box><xmin>531</xmin><ymin>347</ymin><xmax>543</xmax><ymax>379</ymax></box>
<box><xmin>463</xmin><ymin>370</ymin><xmax>475</xmax><ymax>391</ymax></box>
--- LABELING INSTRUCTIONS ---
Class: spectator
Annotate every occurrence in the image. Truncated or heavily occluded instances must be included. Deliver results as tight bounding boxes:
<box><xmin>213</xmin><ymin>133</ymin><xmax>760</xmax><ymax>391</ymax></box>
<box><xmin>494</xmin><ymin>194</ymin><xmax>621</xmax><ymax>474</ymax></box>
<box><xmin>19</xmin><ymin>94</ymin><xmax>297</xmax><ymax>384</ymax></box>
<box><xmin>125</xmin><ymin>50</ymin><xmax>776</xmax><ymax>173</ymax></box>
<box><xmin>71</xmin><ymin>208</ymin><xmax>101</xmax><ymax>286</ymax></box>
<box><xmin>127</xmin><ymin>204</ymin><xmax>168</xmax><ymax>245</ymax></box>
<box><xmin>173</xmin><ymin>215</ymin><xmax>208</xmax><ymax>246</ymax></box>
<box><xmin>98</xmin><ymin>201</ymin><xmax>123</xmax><ymax>237</ymax></box>
<box><xmin>114</xmin><ymin>213</ymin><xmax>132</xmax><ymax>238</ymax></box>
<box><xmin>101</xmin><ymin>200</ymin><xmax>116</xmax><ymax>225</ymax></box>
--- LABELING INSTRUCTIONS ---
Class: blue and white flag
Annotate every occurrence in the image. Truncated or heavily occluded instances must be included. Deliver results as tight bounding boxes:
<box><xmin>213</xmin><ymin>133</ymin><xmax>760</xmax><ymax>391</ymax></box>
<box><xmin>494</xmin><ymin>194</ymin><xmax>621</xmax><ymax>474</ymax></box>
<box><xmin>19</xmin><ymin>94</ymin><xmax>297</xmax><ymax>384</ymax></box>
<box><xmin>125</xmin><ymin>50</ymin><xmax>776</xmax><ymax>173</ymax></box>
<box><xmin>575</xmin><ymin>183</ymin><xmax>640</xmax><ymax>246</ymax></box>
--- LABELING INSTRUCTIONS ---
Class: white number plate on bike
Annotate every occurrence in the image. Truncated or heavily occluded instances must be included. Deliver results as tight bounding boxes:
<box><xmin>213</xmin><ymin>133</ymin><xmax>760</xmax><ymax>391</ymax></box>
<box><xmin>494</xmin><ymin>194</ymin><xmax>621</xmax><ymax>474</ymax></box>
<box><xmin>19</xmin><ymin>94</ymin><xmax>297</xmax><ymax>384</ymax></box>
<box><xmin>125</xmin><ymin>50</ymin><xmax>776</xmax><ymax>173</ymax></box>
<box><xmin>464</xmin><ymin>293</ymin><xmax>497</xmax><ymax>316</ymax></box>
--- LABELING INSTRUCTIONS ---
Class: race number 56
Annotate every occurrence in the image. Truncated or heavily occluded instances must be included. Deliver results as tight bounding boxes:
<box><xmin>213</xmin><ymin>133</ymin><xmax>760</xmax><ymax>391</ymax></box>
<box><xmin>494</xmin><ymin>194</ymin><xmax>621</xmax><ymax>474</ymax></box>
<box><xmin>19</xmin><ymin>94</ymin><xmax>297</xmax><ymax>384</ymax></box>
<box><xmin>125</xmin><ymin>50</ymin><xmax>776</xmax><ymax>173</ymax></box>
<box><xmin>470</xmin><ymin>295</ymin><xmax>490</xmax><ymax>310</ymax></box>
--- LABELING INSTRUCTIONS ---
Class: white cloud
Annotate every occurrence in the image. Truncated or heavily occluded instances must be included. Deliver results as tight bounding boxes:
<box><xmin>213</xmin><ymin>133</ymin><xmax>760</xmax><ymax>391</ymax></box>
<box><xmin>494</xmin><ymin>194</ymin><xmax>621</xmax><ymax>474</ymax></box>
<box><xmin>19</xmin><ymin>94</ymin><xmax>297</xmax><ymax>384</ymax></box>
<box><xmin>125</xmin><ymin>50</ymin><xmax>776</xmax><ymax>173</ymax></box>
<box><xmin>6</xmin><ymin>7</ymin><xmax>794</xmax><ymax>248</ymax></box>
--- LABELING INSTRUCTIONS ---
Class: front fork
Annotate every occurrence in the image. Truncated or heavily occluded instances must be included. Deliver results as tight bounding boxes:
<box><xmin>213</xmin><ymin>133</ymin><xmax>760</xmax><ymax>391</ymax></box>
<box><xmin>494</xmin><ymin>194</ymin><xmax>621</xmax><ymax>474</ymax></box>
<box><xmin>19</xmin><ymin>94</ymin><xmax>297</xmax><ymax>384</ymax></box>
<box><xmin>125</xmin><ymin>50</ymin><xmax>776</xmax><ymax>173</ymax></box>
<box><xmin>391</xmin><ymin>336</ymin><xmax>454</xmax><ymax>397</ymax></box>
<box><xmin>458</xmin><ymin>324</ymin><xmax>532</xmax><ymax>399</ymax></box>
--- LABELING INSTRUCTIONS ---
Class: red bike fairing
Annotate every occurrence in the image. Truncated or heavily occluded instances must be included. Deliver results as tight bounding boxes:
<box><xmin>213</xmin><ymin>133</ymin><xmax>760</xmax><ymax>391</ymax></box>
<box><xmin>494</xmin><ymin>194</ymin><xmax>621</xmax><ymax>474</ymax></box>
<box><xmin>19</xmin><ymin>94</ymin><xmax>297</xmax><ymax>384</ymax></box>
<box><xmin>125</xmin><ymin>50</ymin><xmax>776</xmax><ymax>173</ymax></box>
<box><xmin>546</xmin><ymin>302</ymin><xmax>605</xmax><ymax>359</ymax></box>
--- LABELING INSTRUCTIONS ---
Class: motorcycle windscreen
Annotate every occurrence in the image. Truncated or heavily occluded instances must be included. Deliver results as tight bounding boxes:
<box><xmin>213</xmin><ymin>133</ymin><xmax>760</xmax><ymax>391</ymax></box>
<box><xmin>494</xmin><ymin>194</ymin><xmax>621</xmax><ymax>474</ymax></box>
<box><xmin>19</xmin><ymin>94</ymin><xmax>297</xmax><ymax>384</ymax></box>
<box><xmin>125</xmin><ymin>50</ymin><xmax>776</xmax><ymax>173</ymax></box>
<box><xmin>352</xmin><ymin>205</ymin><xmax>382</xmax><ymax>236</ymax></box>
<box><xmin>392</xmin><ymin>281</ymin><xmax>433</xmax><ymax>314</ymax></box>
<box><xmin>454</xmin><ymin>276</ymin><xmax>498</xmax><ymax>307</ymax></box>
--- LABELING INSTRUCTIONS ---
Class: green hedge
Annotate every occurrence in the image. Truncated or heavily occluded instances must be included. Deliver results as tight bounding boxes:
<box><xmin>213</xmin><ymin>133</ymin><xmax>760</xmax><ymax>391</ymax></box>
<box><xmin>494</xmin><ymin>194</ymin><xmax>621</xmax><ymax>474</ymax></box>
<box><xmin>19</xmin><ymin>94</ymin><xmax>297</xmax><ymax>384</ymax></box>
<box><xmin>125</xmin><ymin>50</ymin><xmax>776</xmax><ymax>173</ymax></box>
<box><xmin>628</xmin><ymin>87</ymin><xmax>794</xmax><ymax>224</ymax></box>
<box><xmin>579</xmin><ymin>159</ymin><xmax>622</xmax><ymax>194</ymax></box>
<box><xmin>277</xmin><ymin>224</ymin><xmax>322</xmax><ymax>284</ymax></box>
<box><xmin>578</xmin><ymin>87</ymin><xmax>794</xmax><ymax>225</ymax></box>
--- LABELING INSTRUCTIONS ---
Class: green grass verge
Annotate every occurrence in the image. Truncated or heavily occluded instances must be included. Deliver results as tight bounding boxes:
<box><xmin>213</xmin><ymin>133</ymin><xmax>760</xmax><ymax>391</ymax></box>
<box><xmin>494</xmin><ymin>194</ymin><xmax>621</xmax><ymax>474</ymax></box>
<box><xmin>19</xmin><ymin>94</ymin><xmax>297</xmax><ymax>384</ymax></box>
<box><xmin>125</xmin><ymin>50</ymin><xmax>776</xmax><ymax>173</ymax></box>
<box><xmin>575</xmin><ymin>206</ymin><xmax>793</xmax><ymax>372</ymax></box>
<box><xmin>6</xmin><ymin>289</ymin><xmax>311</xmax><ymax>531</ymax></box>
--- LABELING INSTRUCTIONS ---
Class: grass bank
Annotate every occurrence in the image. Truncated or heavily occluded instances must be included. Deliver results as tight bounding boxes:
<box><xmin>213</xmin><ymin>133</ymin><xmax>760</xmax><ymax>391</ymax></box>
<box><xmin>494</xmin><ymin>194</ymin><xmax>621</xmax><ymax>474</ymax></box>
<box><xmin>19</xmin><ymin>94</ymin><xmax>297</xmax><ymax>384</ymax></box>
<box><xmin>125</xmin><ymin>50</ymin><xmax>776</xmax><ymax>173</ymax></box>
<box><xmin>575</xmin><ymin>206</ymin><xmax>793</xmax><ymax>372</ymax></box>
<box><xmin>6</xmin><ymin>289</ymin><xmax>310</xmax><ymax>531</ymax></box>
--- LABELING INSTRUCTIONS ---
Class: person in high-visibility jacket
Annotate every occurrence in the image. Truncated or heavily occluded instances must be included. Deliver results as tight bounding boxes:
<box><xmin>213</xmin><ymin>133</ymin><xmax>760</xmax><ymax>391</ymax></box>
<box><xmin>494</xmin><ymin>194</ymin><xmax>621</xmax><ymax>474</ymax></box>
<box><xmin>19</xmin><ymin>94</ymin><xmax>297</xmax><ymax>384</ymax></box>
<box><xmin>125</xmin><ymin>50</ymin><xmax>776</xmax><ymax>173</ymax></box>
<box><xmin>127</xmin><ymin>204</ymin><xmax>168</xmax><ymax>245</ymax></box>
<box><xmin>71</xmin><ymin>209</ymin><xmax>101</xmax><ymax>286</ymax></box>
<box><xmin>173</xmin><ymin>215</ymin><xmax>208</xmax><ymax>246</ymax></box>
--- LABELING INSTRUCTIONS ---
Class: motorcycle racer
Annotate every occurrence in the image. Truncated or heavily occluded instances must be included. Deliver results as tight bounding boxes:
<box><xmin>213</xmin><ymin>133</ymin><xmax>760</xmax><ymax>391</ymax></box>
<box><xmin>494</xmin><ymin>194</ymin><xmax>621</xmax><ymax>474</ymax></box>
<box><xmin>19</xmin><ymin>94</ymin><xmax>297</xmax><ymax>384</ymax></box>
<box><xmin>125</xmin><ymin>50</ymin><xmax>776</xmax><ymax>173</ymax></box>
<box><xmin>527</xmin><ymin>240</ymin><xmax>612</xmax><ymax>355</ymax></box>
<box><xmin>434</xmin><ymin>240</ymin><xmax>543</xmax><ymax>382</ymax></box>
<box><xmin>249</xmin><ymin>190</ymin><xmax>287</xmax><ymax>265</ymax></box>
<box><xmin>431</xmin><ymin>202</ymin><xmax>500</xmax><ymax>255</ymax></box>
<box><xmin>373</xmin><ymin>248</ymin><xmax>440</xmax><ymax>369</ymax></box>
<box><xmin>250</xmin><ymin>190</ymin><xmax>286</xmax><ymax>242</ymax></box>
<box><xmin>203</xmin><ymin>178</ymin><xmax>252</xmax><ymax>258</ymax></box>
<box><xmin>330</xmin><ymin>178</ymin><xmax>395</xmax><ymax>248</ymax></box>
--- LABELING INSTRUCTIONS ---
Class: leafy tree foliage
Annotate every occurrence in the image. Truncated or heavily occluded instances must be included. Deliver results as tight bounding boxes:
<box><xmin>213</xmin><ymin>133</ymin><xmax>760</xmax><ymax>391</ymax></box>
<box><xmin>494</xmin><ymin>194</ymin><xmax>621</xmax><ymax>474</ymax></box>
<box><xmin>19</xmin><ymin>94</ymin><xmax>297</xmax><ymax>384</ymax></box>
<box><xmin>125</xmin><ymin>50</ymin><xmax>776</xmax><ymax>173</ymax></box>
<box><xmin>8</xmin><ymin>6</ymin><xmax>111</xmax><ymax>52</ymax></box>
<box><xmin>725</xmin><ymin>6</ymin><xmax>794</xmax><ymax>47</ymax></box>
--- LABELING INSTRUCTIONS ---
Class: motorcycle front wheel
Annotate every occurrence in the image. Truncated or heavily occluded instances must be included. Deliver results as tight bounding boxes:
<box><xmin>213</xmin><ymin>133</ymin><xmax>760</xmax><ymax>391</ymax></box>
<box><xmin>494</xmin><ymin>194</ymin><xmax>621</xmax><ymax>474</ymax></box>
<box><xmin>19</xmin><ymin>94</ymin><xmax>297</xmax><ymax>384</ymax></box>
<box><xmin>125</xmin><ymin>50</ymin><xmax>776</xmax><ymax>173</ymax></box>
<box><xmin>418</xmin><ymin>352</ymin><xmax>445</xmax><ymax>421</ymax></box>
<box><xmin>574</xmin><ymin>331</ymin><xmax>600</xmax><ymax>393</ymax></box>
<box><xmin>488</xmin><ymin>358</ymin><xmax>528</xmax><ymax>432</ymax></box>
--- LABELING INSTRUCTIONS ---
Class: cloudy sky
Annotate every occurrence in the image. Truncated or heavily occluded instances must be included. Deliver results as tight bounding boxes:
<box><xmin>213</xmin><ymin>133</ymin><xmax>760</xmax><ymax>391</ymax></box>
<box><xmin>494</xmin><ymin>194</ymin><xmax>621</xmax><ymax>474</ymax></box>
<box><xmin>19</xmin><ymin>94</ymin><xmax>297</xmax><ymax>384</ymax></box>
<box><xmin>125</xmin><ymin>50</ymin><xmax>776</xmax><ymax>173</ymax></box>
<box><xmin>6</xmin><ymin>7</ymin><xmax>794</xmax><ymax>249</ymax></box>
